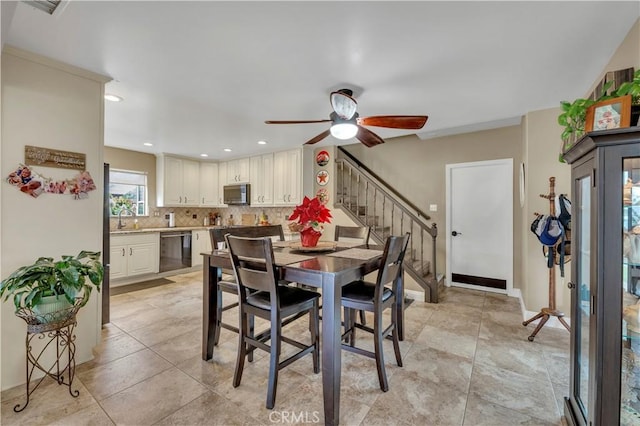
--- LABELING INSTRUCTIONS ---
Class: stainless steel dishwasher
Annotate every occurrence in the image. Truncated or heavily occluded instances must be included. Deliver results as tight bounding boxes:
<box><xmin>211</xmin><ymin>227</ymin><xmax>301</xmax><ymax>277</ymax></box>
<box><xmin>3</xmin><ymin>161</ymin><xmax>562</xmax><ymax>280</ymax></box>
<box><xmin>159</xmin><ymin>231</ymin><xmax>192</xmax><ymax>272</ymax></box>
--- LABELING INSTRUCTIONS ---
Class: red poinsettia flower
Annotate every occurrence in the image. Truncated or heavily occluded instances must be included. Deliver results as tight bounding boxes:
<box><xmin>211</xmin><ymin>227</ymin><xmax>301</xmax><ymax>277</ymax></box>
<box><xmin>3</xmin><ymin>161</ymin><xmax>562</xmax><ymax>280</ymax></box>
<box><xmin>288</xmin><ymin>196</ymin><xmax>332</xmax><ymax>233</ymax></box>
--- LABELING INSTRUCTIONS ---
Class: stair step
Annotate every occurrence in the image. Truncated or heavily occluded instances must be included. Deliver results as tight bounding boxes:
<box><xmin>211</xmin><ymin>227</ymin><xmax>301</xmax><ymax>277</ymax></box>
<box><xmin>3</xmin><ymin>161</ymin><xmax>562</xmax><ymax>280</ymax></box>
<box><xmin>409</xmin><ymin>259</ymin><xmax>431</xmax><ymax>277</ymax></box>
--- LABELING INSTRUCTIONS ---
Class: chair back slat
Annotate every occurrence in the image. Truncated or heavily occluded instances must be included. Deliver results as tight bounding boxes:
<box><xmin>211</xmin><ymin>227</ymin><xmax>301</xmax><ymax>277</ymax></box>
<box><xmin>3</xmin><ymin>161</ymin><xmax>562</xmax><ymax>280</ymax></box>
<box><xmin>211</xmin><ymin>225</ymin><xmax>284</xmax><ymax>248</ymax></box>
<box><xmin>226</xmin><ymin>235</ymin><xmax>278</xmax><ymax>294</ymax></box>
<box><xmin>375</xmin><ymin>233</ymin><xmax>411</xmax><ymax>300</ymax></box>
<box><xmin>334</xmin><ymin>225</ymin><xmax>371</xmax><ymax>243</ymax></box>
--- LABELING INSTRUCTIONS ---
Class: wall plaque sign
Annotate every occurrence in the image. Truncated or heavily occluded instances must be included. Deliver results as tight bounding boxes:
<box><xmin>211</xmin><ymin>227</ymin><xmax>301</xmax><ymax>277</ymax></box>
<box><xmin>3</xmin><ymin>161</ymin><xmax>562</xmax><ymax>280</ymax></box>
<box><xmin>24</xmin><ymin>145</ymin><xmax>86</xmax><ymax>170</ymax></box>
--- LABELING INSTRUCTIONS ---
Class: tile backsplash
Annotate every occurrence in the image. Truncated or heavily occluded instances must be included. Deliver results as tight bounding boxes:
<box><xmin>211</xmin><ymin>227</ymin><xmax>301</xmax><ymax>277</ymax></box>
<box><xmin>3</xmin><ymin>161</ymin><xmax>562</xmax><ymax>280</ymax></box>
<box><xmin>110</xmin><ymin>206</ymin><xmax>295</xmax><ymax>230</ymax></box>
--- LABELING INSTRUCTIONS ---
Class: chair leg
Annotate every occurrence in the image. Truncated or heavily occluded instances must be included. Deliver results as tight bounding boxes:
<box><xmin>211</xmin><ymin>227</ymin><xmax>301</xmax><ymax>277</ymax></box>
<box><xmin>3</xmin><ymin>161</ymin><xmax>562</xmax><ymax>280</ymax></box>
<box><xmin>373</xmin><ymin>310</ymin><xmax>389</xmax><ymax>392</ymax></box>
<box><xmin>391</xmin><ymin>303</ymin><xmax>403</xmax><ymax>367</ymax></box>
<box><xmin>214</xmin><ymin>287</ymin><xmax>223</xmax><ymax>345</ymax></box>
<box><xmin>359</xmin><ymin>309</ymin><xmax>367</xmax><ymax>326</ymax></box>
<box><xmin>311</xmin><ymin>302</ymin><xmax>320</xmax><ymax>374</ymax></box>
<box><xmin>266</xmin><ymin>319</ymin><xmax>281</xmax><ymax>409</ymax></box>
<box><xmin>233</xmin><ymin>311</ymin><xmax>248</xmax><ymax>388</ymax></box>
<box><xmin>349</xmin><ymin>308</ymin><xmax>357</xmax><ymax>348</ymax></box>
<box><xmin>248</xmin><ymin>314</ymin><xmax>254</xmax><ymax>363</ymax></box>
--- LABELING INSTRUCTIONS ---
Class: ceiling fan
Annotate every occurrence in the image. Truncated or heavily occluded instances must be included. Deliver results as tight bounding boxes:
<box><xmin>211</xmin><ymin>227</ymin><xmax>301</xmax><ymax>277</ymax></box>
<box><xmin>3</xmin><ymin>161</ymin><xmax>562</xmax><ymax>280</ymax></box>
<box><xmin>265</xmin><ymin>89</ymin><xmax>428</xmax><ymax>147</ymax></box>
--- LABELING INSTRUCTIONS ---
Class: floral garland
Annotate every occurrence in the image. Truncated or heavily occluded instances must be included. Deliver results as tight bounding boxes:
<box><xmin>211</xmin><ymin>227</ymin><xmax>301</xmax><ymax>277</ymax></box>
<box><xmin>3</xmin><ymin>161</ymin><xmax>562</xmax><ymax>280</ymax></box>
<box><xmin>6</xmin><ymin>164</ymin><xmax>96</xmax><ymax>199</ymax></box>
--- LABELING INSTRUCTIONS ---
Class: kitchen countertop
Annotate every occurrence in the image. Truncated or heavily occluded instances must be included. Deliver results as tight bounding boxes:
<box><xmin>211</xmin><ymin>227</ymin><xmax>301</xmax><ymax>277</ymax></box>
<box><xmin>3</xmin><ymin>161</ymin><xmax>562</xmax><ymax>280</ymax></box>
<box><xmin>110</xmin><ymin>225</ymin><xmax>295</xmax><ymax>235</ymax></box>
<box><xmin>110</xmin><ymin>226</ymin><xmax>226</xmax><ymax>235</ymax></box>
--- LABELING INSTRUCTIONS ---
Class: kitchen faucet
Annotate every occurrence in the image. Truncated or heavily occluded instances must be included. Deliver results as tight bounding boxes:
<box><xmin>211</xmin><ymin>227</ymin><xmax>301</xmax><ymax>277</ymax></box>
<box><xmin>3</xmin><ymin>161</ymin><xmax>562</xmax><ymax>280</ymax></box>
<box><xmin>117</xmin><ymin>207</ymin><xmax>136</xmax><ymax>230</ymax></box>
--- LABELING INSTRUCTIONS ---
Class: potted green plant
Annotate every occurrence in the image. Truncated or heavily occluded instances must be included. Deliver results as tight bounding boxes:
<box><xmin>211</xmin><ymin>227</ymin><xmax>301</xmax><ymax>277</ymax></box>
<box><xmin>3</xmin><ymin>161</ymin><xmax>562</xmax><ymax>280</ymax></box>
<box><xmin>615</xmin><ymin>69</ymin><xmax>640</xmax><ymax>105</ymax></box>
<box><xmin>0</xmin><ymin>251</ymin><xmax>103</xmax><ymax>320</ymax></box>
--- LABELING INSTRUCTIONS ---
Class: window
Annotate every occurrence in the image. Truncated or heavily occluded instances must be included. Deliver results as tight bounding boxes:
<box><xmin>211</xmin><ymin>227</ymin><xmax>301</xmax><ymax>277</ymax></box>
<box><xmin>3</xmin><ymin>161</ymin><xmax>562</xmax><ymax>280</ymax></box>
<box><xmin>109</xmin><ymin>169</ymin><xmax>147</xmax><ymax>216</ymax></box>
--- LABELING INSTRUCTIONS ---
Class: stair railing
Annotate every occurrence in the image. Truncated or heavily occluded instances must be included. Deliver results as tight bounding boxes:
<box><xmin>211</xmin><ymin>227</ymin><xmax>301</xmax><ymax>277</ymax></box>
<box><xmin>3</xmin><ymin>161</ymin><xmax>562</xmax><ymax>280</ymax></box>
<box><xmin>335</xmin><ymin>147</ymin><xmax>443</xmax><ymax>302</ymax></box>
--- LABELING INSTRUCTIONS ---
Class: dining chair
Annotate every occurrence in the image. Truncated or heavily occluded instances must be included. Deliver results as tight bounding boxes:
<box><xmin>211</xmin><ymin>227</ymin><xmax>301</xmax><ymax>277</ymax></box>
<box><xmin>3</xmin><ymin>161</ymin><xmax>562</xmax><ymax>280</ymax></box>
<box><xmin>341</xmin><ymin>233</ymin><xmax>410</xmax><ymax>392</ymax></box>
<box><xmin>335</xmin><ymin>225</ymin><xmax>371</xmax><ymax>325</ymax></box>
<box><xmin>226</xmin><ymin>234</ymin><xmax>320</xmax><ymax>409</ymax></box>
<box><xmin>209</xmin><ymin>225</ymin><xmax>286</xmax><ymax>348</ymax></box>
<box><xmin>334</xmin><ymin>225</ymin><xmax>371</xmax><ymax>244</ymax></box>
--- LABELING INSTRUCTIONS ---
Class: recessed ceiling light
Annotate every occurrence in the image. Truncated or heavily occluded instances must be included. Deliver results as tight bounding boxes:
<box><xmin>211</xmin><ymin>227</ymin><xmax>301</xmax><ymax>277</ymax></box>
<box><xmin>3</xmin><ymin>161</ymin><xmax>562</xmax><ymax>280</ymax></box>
<box><xmin>223</xmin><ymin>148</ymin><xmax>232</xmax><ymax>152</ymax></box>
<box><xmin>143</xmin><ymin>142</ymin><xmax>153</xmax><ymax>147</ymax></box>
<box><xmin>104</xmin><ymin>93</ymin><xmax>123</xmax><ymax>102</ymax></box>
<box><xmin>258</xmin><ymin>140</ymin><xmax>267</xmax><ymax>145</ymax></box>
<box><xmin>200</xmin><ymin>153</ymin><xmax>208</xmax><ymax>157</ymax></box>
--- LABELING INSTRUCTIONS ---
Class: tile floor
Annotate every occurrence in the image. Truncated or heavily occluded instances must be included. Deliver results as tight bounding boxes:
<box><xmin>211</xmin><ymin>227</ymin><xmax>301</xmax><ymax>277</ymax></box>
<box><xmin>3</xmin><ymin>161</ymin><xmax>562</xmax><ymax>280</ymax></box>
<box><xmin>1</xmin><ymin>271</ymin><xmax>570</xmax><ymax>425</ymax></box>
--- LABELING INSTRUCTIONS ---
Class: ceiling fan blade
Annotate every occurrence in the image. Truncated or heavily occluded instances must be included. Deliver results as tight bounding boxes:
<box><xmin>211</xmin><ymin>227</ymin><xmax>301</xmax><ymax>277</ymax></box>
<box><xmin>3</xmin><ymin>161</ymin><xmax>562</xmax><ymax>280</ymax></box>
<box><xmin>357</xmin><ymin>115</ymin><xmax>428</xmax><ymax>129</ymax></box>
<box><xmin>265</xmin><ymin>119</ymin><xmax>331</xmax><ymax>124</ymax></box>
<box><xmin>304</xmin><ymin>129</ymin><xmax>331</xmax><ymax>145</ymax></box>
<box><xmin>356</xmin><ymin>126</ymin><xmax>385</xmax><ymax>147</ymax></box>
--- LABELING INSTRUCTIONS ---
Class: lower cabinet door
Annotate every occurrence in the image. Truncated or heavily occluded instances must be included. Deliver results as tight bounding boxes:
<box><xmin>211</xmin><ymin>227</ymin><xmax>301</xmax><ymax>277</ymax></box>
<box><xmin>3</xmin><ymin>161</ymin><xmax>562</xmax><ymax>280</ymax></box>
<box><xmin>128</xmin><ymin>242</ymin><xmax>159</xmax><ymax>276</ymax></box>
<box><xmin>110</xmin><ymin>244</ymin><xmax>128</xmax><ymax>280</ymax></box>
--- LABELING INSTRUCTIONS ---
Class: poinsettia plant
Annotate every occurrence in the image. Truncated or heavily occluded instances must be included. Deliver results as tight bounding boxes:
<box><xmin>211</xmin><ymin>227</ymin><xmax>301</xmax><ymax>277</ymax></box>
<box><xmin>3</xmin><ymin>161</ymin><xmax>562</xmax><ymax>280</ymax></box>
<box><xmin>288</xmin><ymin>196</ymin><xmax>332</xmax><ymax>233</ymax></box>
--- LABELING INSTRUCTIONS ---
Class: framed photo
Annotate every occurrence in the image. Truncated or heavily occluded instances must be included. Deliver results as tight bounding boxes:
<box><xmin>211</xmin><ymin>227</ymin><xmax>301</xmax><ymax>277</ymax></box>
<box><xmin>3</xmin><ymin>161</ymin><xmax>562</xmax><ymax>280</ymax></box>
<box><xmin>585</xmin><ymin>95</ymin><xmax>631</xmax><ymax>132</ymax></box>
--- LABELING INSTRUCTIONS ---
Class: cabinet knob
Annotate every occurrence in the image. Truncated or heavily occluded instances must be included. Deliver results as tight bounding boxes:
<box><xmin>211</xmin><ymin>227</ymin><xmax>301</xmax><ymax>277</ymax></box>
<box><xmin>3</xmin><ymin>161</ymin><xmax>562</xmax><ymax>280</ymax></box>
<box><xmin>567</xmin><ymin>282</ymin><xmax>575</xmax><ymax>289</ymax></box>
<box><xmin>122</xmin><ymin>248</ymin><xmax>125</xmax><ymax>256</ymax></box>
<box><xmin>129</xmin><ymin>248</ymin><xmax>133</xmax><ymax>256</ymax></box>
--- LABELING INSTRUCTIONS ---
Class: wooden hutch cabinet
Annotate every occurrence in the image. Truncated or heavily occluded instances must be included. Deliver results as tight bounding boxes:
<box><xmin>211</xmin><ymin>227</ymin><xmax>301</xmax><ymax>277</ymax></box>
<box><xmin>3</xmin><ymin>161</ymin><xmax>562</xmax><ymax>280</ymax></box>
<box><xmin>563</xmin><ymin>128</ymin><xmax>640</xmax><ymax>426</ymax></box>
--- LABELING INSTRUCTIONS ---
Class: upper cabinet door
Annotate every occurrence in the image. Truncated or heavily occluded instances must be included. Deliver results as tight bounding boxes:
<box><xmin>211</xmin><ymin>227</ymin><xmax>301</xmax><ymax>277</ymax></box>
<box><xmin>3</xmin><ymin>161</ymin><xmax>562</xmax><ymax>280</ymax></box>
<box><xmin>162</xmin><ymin>156</ymin><xmax>184</xmax><ymax>205</ymax></box>
<box><xmin>182</xmin><ymin>159</ymin><xmax>200</xmax><ymax>206</ymax></box>
<box><xmin>227</xmin><ymin>158</ymin><xmax>250</xmax><ymax>183</ymax></box>
<box><xmin>199</xmin><ymin>162</ymin><xmax>219</xmax><ymax>206</ymax></box>
<box><xmin>273</xmin><ymin>149</ymin><xmax>302</xmax><ymax>206</ymax></box>
<box><xmin>250</xmin><ymin>154</ymin><xmax>274</xmax><ymax>206</ymax></box>
<box><xmin>218</xmin><ymin>162</ymin><xmax>228</xmax><ymax>206</ymax></box>
<box><xmin>157</xmin><ymin>155</ymin><xmax>200</xmax><ymax>206</ymax></box>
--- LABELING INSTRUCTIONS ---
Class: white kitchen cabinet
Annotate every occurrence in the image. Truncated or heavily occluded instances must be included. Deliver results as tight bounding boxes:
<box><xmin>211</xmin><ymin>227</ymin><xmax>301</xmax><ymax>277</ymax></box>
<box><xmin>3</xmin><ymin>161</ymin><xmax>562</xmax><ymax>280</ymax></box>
<box><xmin>218</xmin><ymin>162</ymin><xmax>228</xmax><ymax>206</ymax></box>
<box><xmin>250</xmin><ymin>153</ymin><xmax>274</xmax><ymax>206</ymax></box>
<box><xmin>191</xmin><ymin>229</ymin><xmax>212</xmax><ymax>266</ymax></box>
<box><xmin>199</xmin><ymin>162</ymin><xmax>220</xmax><ymax>207</ymax></box>
<box><xmin>226</xmin><ymin>158</ymin><xmax>250</xmax><ymax>183</ymax></box>
<box><xmin>157</xmin><ymin>154</ymin><xmax>200</xmax><ymax>207</ymax></box>
<box><xmin>110</xmin><ymin>233</ymin><xmax>159</xmax><ymax>281</ymax></box>
<box><xmin>274</xmin><ymin>149</ymin><xmax>305</xmax><ymax>206</ymax></box>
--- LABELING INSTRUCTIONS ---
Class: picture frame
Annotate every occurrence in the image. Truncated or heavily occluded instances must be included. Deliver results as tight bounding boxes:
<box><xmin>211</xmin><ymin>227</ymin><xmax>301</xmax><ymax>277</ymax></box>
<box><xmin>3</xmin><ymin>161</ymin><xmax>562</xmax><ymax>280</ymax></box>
<box><xmin>585</xmin><ymin>95</ymin><xmax>632</xmax><ymax>132</ymax></box>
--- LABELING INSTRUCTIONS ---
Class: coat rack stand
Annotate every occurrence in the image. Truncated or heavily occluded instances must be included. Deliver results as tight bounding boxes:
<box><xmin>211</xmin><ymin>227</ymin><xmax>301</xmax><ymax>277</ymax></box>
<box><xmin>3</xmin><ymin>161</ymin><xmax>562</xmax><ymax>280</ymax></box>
<box><xmin>523</xmin><ymin>176</ymin><xmax>571</xmax><ymax>341</ymax></box>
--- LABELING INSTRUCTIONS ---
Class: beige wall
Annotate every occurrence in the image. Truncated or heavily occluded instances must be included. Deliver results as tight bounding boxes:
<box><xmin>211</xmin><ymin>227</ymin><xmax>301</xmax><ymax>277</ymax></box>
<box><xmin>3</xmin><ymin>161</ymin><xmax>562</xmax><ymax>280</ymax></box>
<box><xmin>105</xmin><ymin>146</ymin><xmax>158</xmax><ymax>211</ymax></box>
<box><xmin>1</xmin><ymin>47</ymin><xmax>109</xmax><ymax>389</ymax></box>
<box><xmin>522</xmin><ymin>18</ymin><xmax>640</xmax><ymax>316</ymax></box>
<box><xmin>344</xmin><ymin>125</ymin><xmax>523</xmax><ymax>287</ymax></box>
<box><xmin>521</xmin><ymin>108</ymin><xmax>571</xmax><ymax>314</ymax></box>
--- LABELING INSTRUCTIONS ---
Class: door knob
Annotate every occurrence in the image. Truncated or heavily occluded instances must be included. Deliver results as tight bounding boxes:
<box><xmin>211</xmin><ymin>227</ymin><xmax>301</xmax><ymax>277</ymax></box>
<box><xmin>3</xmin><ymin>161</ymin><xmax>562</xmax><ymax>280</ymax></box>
<box><xmin>451</xmin><ymin>231</ymin><xmax>462</xmax><ymax>237</ymax></box>
<box><xmin>568</xmin><ymin>282</ymin><xmax>575</xmax><ymax>289</ymax></box>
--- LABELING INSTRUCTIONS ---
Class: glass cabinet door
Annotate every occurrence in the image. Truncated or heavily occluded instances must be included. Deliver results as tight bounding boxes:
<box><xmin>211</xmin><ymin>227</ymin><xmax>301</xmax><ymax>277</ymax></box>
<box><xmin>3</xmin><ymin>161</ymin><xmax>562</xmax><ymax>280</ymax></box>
<box><xmin>575</xmin><ymin>173</ymin><xmax>592</xmax><ymax>420</ymax></box>
<box><xmin>622</xmin><ymin>157</ymin><xmax>640</xmax><ymax>425</ymax></box>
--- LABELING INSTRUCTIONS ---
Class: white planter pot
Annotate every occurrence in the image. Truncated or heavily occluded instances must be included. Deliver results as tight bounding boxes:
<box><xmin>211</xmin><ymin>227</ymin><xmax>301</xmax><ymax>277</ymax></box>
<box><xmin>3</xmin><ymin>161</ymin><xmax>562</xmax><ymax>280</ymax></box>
<box><xmin>32</xmin><ymin>295</ymin><xmax>72</xmax><ymax>322</ymax></box>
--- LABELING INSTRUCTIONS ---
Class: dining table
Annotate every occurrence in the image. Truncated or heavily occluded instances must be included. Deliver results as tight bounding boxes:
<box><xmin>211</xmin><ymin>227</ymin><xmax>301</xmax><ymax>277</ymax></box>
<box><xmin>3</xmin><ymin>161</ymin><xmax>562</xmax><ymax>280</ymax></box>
<box><xmin>201</xmin><ymin>241</ymin><xmax>406</xmax><ymax>426</ymax></box>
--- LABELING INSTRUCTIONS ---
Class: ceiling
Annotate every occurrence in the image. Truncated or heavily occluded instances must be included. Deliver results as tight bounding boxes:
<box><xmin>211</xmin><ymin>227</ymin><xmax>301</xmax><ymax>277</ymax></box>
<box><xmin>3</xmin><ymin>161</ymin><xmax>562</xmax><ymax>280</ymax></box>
<box><xmin>3</xmin><ymin>1</ymin><xmax>639</xmax><ymax>160</ymax></box>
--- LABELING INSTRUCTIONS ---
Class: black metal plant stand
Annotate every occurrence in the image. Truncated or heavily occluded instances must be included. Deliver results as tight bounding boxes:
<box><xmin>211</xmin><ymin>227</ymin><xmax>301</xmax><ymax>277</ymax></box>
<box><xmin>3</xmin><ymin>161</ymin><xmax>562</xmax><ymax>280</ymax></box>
<box><xmin>13</xmin><ymin>300</ymin><xmax>82</xmax><ymax>412</ymax></box>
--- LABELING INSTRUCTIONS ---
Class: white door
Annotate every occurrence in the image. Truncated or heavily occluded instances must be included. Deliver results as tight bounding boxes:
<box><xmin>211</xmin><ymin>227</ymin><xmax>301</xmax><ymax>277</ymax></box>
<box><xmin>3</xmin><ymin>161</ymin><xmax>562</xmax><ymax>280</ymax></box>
<box><xmin>446</xmin><ymin>159</ymin><xmax>513</xmax><ymax>294</ymax></box>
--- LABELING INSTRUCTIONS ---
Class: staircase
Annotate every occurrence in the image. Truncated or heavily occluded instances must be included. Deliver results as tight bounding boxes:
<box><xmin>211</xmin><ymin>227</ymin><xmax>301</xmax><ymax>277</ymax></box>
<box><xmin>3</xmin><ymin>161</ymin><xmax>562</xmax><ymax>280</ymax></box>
<box><xmin>335</xmin><ymin>147</ymin><xmax>444</xmax><ymax>303</ymax></box>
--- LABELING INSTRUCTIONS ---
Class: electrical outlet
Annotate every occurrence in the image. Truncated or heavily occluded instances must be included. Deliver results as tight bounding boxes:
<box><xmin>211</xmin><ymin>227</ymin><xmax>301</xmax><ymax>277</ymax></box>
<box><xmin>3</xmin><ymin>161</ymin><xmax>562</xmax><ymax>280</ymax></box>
<box><xmin>192</xmin><ymin>214</ymin><xmax>197</xmax><ymax>219</ymax></box>
<box><xmin>284</xmin><ymin>214</ymin><xmax>289</xmax><ymax>220</ymax></box>
<box><xmin>153</xmin><ymin>211</ymin><xmax>160</xmax><ymax>217</ymax></box>
<box><xmin>429</xmin><ymin>204</ymin><xmax>438</xmax><ymax>212</ymax></box>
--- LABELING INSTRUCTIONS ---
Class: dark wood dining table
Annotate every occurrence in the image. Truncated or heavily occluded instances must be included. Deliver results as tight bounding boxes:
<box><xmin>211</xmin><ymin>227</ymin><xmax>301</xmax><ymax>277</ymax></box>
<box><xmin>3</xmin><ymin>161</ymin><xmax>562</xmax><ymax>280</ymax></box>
<box><xmin>201</xmin><ymin>243</ymin><xmax>405</xmax><ymax>426</ymax></box>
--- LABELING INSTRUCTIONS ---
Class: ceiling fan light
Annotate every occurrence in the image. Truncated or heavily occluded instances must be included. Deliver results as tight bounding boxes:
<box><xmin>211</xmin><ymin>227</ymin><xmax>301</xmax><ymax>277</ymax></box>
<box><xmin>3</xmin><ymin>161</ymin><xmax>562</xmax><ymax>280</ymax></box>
<box><xmin>330</xmin><ymin>123</ymin><xmax>358</xmax><ymax>140</ymax></box>
<box><xmin>331</xmin><ymin>91</ymin><xmax>357</xmax><ymax>119</ymax></box>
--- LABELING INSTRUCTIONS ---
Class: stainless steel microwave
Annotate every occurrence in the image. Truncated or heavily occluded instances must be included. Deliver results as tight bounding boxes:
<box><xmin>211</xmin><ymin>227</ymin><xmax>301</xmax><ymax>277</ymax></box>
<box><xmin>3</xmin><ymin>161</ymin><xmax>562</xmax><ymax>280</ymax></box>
<box><xmin>223</xmin><ymin>184</ymin><xmax>250</xmax><ymax>205</ymax></box>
